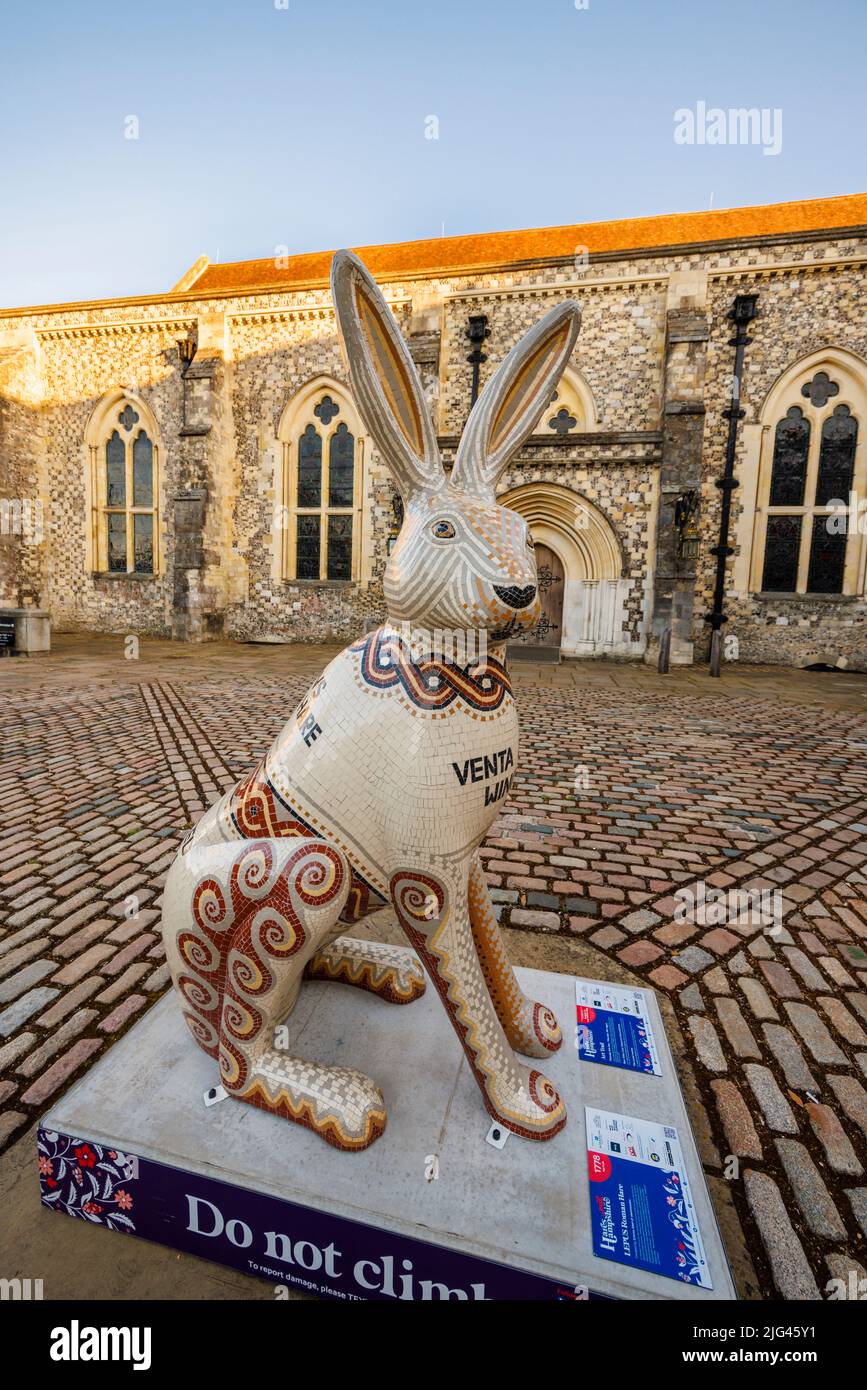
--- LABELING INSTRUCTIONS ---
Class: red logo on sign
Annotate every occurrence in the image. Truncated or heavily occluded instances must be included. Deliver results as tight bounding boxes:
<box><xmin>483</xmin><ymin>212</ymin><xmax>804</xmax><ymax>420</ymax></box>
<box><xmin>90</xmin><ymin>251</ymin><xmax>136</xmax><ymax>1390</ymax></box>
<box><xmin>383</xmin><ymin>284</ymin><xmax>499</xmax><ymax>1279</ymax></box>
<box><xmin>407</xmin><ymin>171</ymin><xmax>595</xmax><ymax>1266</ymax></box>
<box><xmin>577</xmin><ymin>1006</ymin><xmax>596</xmax><ymax>1023</ymax></box>
<box><xmin>587</xmin><ymin>1151</ymin><xmax>612</xmax><ymax>1182</ymax></box>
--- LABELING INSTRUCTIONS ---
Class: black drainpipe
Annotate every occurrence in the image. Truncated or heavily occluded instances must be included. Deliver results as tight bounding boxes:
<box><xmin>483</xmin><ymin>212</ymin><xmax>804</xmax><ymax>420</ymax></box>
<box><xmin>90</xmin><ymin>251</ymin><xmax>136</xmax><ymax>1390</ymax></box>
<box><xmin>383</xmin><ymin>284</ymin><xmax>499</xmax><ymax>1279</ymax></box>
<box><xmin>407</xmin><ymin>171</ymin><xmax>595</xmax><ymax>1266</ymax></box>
<box><xmin>707</xmin><ymin>292</ymin><xmax>758</xmax><ymax>676</ymax></box>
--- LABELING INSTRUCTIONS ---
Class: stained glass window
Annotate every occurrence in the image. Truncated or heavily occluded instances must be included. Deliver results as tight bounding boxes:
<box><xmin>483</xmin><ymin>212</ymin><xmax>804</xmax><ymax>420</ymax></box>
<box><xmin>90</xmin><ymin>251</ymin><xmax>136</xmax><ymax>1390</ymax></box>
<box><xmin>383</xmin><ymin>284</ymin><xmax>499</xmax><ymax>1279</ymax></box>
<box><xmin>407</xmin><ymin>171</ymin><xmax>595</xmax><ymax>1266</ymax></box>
<box><xmin>760</xmin><ymin>382</ymin><xmax>862</xmax><ymax>598</ymax></box>
<box><xmin>97</xmin><ymin>400</ymin><xmax>158</xmax><ymax>575</ymax></box>
<box><xmin>314</xmin><ymin>395</ymin><xmax>339</xmax><ymax>426</ymax></box>
<box><xmin>133</xmin><ymin>515</ymin><xmax>154</xmax><ymax>574</ymax></box>
<box><xmin>296</xmin><ymin>515</ymin><xmax>320</xmax><ymax>580</ymax></box>
<box><xmin>815</xmin><ymin>405</ymin><xmax>857</xmax><ymax>507</ymax></box>
<box><xmin>762</xmin><ymin>515</ymin><xmax>801</xmax><ymax>591</ymax></box>
<box><xmin>807</xmin><ymin>516</ymin><xmax>847</xmax><ymax>593</ymax></box>
<box><xmin>327</xmin><ymin>515</ymin><xmax>352</xmax><ymax>580</ymax></box>
<box><xmin>108</xmin><ymin>513</ymin><xmax>127</xmax><ymax>572</ymax></box>
<box><xmin>297</xmin><ymin>425</ymin><xmax>322</xmax><ymax>508</ymax></box>
<box><xmin>288</xmin><ymin>392</ymin><xmax>357</xmax><ymax>581</ymax></box>
<box><xmin>106</xmin><ymin>431</ymin><xmax>126</xmax><ymax>507</ymax></box>
<box><xmin>328</xmin><ymin>424</ymin><xmax>354</xmax><ymax>507</ymax></box>
<box><xmin>548</xmin><ymin>407</ymin><xmax>578</xmax><ymax>435</ymax></box>
<box><xmin>132</xmin><ymin>431</ymin><xmax>153</xmax><ymax>508</ymax></box>
<box><xmin>801</xmin><ymin>372</ymin><xmax>839</xmax><ymax>409</ymax></box>
<box><xmin>769</xmin><ymin>407</ymin><xmax>809</xmax><ymax>506</ymax></box>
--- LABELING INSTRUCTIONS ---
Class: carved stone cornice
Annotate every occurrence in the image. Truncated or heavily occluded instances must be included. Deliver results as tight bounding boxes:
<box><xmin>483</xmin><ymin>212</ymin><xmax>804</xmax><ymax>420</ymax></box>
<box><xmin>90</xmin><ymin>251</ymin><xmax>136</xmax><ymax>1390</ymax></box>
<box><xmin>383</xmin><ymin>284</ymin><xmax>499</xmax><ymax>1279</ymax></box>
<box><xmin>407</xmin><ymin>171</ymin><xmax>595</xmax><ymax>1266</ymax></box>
<box><xmin>36</xmin><ymin>317</ymin><xmax>196</xmax><ymax>340</ymax></box>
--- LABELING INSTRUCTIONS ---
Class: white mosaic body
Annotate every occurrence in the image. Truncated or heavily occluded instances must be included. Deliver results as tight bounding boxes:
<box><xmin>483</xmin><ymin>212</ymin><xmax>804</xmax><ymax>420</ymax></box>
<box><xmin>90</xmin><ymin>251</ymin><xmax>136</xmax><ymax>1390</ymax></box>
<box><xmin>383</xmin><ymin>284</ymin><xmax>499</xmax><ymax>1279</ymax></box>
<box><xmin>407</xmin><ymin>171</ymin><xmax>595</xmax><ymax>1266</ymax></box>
<box><xmin>269</xmin><ymin>640</ymin><xmax>516</xmax><ymax>875</ymax></box>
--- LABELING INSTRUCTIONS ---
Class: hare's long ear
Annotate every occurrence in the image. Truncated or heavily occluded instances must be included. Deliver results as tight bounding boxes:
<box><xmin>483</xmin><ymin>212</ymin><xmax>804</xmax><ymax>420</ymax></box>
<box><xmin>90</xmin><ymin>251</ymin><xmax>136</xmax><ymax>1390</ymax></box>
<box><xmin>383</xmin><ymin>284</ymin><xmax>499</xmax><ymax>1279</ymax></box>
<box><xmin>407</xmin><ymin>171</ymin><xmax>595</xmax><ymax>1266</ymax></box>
<box><xmin>450</xmin><ymin>301</ymin><xmax>581</xmax><ymax>500</ymax></box>
<box><xmin>331</xmin><ymin>250</ymin><xmax>443</xmax><ymax>499</ymax></box>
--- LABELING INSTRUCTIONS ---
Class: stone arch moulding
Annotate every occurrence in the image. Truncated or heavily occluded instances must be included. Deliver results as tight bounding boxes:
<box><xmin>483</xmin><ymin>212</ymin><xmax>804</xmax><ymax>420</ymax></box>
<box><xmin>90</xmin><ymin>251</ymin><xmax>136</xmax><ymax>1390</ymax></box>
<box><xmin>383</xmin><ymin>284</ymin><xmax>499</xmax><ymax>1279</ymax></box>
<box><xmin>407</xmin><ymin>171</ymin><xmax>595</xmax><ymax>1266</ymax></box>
<box><xmin>499</xmin><ymin>481</ymin><xmax>637</xmax><ymax>658</ymax></box>
<box><xmin>538</xmin><ymin>365</ymin><xmax>599</xmax><ymax>435</ymax></box>
<box><xmin>274</xmin><ymin>374</ymin><xmax>370</xmax><ymax>587</ymax></box>
<box><xmin>738</xmin><ymin>345</ymin><xmax>867</xmax><ymax>599</ymax></box>
<box><xmin>83</xmin><ymin>387</ymin><xmax>165</xmax><ymax>577</ymax></box>
<box><xmin>757</xmin><ymin>345</ymin><xmax>867</xmax><ymax>426</ymax></box>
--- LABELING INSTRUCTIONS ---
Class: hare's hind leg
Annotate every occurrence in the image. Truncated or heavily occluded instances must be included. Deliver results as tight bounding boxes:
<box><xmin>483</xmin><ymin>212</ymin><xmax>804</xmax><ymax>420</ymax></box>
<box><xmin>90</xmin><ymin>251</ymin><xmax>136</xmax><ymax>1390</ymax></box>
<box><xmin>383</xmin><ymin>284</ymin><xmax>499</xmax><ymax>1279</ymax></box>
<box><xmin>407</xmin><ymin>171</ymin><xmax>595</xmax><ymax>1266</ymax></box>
<box><xmin>218</xmin><ymin>839</ymin><xmax>387</xmax><ymax>1151</ymax></box>
<box><xmin>467</xmin><ymin>856</ymin><xmax>562</xmax><ymax>1058</ymax></box>
<box><xmin>390</xmin><ymin>864</ymin><xmax>566</xmax><ymax>1141</ymax></box>
<box><xmin>305</xmin><ymin>936</ymin><xmax>426</xmax><ymax>1004</ymax></box>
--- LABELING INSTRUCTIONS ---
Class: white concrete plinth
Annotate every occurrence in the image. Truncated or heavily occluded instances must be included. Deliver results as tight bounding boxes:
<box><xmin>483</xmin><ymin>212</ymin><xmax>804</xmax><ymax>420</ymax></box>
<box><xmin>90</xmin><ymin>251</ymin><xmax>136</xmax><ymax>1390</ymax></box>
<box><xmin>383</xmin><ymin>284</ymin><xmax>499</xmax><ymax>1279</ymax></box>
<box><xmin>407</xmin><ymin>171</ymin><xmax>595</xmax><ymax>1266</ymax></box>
<box><xmin>0</xmin><ymin>607</ymin><xmax>50</xmax><ymax>653</ymax></box>
<box><xmin>41</xmin><ymin>961</ymin><xmax>735</xmax><ymax>1301</ymax></box>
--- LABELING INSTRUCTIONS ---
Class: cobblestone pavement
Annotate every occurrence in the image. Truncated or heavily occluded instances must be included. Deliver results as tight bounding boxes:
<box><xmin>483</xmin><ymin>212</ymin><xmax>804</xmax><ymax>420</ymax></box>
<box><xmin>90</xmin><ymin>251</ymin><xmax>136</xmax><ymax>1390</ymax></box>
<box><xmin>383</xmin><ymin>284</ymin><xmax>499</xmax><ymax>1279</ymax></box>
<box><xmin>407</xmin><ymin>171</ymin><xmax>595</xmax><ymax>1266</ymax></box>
<box><xmin>2</xmin><ymin>635</ymin><xmax>867</xmax><ymax>1299</ymax></box>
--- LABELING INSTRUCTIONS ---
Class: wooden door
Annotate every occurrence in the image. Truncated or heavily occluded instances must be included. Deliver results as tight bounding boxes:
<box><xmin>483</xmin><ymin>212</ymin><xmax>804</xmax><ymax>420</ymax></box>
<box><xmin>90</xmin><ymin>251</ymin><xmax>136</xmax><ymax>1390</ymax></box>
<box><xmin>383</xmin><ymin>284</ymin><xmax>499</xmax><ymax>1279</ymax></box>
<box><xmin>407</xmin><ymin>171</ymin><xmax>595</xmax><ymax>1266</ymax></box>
<box><xmin>510</xmin><ymin>542</ymin><xmax>564</xmax><ymax>652</ymax></box>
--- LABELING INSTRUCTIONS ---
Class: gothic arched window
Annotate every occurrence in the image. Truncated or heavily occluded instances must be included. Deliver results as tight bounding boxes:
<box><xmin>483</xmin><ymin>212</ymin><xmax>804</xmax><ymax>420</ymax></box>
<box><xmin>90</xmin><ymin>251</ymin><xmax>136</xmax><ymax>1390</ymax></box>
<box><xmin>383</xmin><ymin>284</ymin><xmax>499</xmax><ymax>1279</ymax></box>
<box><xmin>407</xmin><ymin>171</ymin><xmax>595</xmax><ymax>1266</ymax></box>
<box><xmin>538</xmin><ymin>369</ymin><xmax>597</xmax><ymax>435</ymax></box>
<box><xmin>280</xmin><ymin>386</ymin><xmax>362</xmax><ymax>581</ymax></box>
<box><xmin>87</xmin><ymin>394</ymin><xmax>160</xmax><ymax>575</ymax></box>
<box><xmin>757</xmin><ymin>369</ymin><xmax>862</xmax><ymax>596</ymax></box>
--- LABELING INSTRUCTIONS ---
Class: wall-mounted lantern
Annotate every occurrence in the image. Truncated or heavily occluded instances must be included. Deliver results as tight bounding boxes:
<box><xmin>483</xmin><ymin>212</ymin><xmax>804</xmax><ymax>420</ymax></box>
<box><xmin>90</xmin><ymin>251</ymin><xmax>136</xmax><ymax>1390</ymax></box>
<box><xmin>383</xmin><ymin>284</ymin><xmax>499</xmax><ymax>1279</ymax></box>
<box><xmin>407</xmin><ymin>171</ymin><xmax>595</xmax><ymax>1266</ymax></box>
<box><xmin>673</xmin><ymin>488</ymin><xmax>700</xmax><ymax>562</ymax></box>
<box><xmin>465</xmin><ymin>313</ymin><xmax>490</xmax><ymax>409</ymax></box>
<box><xmin>177</xmin><ymin>335</ymin><xmax>197</xmax><ymax>375</ymax></box>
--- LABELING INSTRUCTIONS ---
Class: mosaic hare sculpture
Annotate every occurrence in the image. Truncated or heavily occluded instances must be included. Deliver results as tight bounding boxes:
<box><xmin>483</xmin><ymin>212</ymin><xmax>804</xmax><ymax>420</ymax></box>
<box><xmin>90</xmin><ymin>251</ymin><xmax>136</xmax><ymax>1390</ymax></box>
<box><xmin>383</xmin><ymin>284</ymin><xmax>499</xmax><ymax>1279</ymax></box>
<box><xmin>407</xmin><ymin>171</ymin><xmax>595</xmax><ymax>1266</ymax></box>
<box><xmin>162</xmin><ymin>252</ymin><xmax>581</xmax><ymax>1150</ymax></box>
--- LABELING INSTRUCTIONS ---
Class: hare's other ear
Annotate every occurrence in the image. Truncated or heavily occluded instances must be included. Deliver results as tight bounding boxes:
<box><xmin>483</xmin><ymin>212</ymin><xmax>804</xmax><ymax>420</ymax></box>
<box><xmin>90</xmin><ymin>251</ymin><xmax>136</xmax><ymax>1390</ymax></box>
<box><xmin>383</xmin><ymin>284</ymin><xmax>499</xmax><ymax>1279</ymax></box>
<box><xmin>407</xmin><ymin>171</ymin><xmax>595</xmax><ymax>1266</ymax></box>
<box><xmin>331</xmin><ymin>250</ymin><xmax>443</xmax><ymax>500</ymax></box>
<box><xmin>450</xmin><ymin>300</ymin><xmax>581</xmax><ymax>500</ymax></box>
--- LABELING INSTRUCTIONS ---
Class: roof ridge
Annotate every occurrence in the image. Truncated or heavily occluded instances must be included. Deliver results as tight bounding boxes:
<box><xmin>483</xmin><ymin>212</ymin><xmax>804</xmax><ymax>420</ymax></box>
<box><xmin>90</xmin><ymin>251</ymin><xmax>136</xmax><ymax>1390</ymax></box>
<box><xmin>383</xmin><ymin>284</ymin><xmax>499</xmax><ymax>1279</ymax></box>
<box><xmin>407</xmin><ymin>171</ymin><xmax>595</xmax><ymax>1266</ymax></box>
<box><xmin>186</xmin><ymin>192</ymin><xmax>867</xmax><ymax>276</ymax></box>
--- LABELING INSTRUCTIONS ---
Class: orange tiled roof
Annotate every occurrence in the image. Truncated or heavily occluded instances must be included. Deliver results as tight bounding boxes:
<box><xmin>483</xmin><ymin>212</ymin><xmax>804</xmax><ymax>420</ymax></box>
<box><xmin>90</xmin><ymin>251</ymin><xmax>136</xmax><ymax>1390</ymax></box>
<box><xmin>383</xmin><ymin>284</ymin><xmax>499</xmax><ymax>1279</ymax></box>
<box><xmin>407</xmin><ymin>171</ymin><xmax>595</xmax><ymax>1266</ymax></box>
<box><xmin>183</xmin><ymin>193</ymin><xmax>867</xmax><ymax>295</ymax></box>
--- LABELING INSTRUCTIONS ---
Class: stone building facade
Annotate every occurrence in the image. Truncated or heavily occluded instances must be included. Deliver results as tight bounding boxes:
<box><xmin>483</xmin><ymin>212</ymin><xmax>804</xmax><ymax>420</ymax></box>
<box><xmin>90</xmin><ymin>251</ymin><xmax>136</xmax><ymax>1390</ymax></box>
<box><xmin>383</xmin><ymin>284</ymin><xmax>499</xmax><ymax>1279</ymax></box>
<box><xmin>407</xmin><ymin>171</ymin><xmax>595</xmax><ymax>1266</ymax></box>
<box><xmin>1</xmin><ymin>192</ymin><xmax>866</xmax><ymax>668</ymax></box>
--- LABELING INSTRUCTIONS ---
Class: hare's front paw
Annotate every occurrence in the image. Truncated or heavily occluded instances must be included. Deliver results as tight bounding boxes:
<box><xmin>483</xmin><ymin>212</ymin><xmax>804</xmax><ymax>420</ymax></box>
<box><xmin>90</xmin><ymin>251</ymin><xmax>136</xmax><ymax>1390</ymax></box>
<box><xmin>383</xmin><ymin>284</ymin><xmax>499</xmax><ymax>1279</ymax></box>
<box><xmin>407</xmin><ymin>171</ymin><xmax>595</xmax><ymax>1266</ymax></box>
<box><xmin>487</xmin><ymin>1064</ymin><xmax>566</xmax><ymax>1141</ymax></box>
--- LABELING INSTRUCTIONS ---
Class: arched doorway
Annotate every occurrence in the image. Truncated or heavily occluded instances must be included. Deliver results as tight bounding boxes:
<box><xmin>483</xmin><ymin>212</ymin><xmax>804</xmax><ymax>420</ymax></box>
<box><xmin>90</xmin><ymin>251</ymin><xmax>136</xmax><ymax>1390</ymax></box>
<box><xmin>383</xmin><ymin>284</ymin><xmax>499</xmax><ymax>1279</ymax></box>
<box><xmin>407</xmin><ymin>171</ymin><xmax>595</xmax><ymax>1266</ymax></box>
<box><xmin>500</xmin><ymin>482</ymin><xmax>630</xmax><ymax>658</ymax></box>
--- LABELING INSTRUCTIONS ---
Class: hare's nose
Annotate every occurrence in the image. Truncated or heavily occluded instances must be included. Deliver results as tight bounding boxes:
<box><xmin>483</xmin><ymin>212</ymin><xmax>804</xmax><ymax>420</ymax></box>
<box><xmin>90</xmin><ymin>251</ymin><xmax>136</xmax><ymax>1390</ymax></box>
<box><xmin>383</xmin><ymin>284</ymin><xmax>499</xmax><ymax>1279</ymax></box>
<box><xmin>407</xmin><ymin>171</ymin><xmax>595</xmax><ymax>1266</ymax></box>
<box><xmin>494</xmin><ymin>583</ymin><xmax>537</xmax><ymax>610</ymax></box>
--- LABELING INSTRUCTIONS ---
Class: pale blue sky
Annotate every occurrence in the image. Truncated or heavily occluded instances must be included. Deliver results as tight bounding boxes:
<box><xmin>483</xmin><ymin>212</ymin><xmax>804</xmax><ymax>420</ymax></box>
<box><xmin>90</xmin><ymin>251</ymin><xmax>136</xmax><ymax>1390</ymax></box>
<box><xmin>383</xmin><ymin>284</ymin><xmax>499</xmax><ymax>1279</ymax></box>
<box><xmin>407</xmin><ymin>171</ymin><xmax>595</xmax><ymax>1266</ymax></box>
<box><xmin>1</xmin><ymin>0</ymin><xmax>865</xmax><ymax>308</ymax></box>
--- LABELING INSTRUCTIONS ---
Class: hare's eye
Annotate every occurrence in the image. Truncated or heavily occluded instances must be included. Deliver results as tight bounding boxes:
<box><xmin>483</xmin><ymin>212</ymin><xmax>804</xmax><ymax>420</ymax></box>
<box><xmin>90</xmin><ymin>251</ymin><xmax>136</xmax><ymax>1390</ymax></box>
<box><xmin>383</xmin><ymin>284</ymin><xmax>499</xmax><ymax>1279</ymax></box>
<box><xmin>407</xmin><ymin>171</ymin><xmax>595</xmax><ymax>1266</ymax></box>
<box><xmin>431</xmin><ymin>519</ymin><xmax>456</xmax><ymax>540</ymax></box>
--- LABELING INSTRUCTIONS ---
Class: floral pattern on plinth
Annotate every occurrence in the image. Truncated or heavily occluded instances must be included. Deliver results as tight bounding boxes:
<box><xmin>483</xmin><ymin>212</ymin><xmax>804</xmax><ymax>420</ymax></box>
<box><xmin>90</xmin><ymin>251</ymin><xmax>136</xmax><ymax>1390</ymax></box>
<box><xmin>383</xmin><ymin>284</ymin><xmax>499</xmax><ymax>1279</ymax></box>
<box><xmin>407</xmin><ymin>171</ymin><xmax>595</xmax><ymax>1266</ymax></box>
<box><xmin>38</xmin><ymin>1129</ymin><xmax>138</xmax><ymax>1233</ymax></box>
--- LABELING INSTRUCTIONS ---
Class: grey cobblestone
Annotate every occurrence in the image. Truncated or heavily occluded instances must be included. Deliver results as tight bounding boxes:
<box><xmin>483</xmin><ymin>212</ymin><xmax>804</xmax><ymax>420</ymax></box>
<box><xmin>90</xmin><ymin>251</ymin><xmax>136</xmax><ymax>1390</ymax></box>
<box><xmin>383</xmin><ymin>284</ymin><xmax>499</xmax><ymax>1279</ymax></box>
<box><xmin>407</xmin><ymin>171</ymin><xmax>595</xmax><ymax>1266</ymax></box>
<box><xmin>0</xmin><ymin>1032</ymin><xmax>36</xmax><ymax>1071</ymax></box>
<box><xmin>762</xmin><ymin>1023</ymin><xmax>818</xmax><ymax>1091</ymax></box>
<box><xmin>679</xmin><ymin>983</ymin><xmax>704</xmax><ymax>1011</ymax></box>
<box><xmin>783</xmin><ymin>1003</ymin><xmax>848</xmax><ymax>1066</ymax></box>
<box><xmin>807</xmin><ymin>1103</ymin><xmax>863</xmax><ymax>1176</ymax></box>
<box><xmin>0</xmin><ymin>958</ymin><xmax>55</xmax><ymax>1005</ymax></box>
<box><xmin>673</xmin><ymin>945</ymin><xmax>715</xmax><ymax>974</ymax></box>
<box><xmin>744</xmin><ymin>1170</ymin><xmax>821</xmax><ymax>1300</ymax></box>
<box><xmin>825</xmin><ymin>1254</ymin><xmax>867</xmax><ymax>1293</ymax></box>
<box><xmin>17</xmin><ymin>1010</ymin><xmax>100</xmax><ymax>1078</ymax></box>
<box><xmin>0</xmin><ymin>920</ymin><xmax>48</xmax><ymax>957</ymax></box>
<box><xmin>781</xmin><ymin>947</ymin><xmax>829</xmax><ymax>992</ymax></box>
<box><xmin>817</xmin><ymin>996</ymin><xmax>867</xmax><ymax>1046</ymax></box>
<box><xmin>687</xmin><ymin>1016</ymin><xmax>727</xmax><ymax>1073</ymax></box>
<box><xmin>711</xmin><ymin>1080</ymin><xmax>762</xmax><ymax>1159</ymax></box>
<box><xmin>36</xmin><ymin>976</ymin><xmax>105</xmax><ymax>1027</ymax></box>
<box><xmin>744</xmin><ymin>1064</ymin><xmax>798</xmax><ymax>1134</ymax></box>
<box><xmin>0</xmin><ymin>936</ymin><xmax>51</xmax><ymax>978</ymax></box>
<box><xmin>738</xmin><ymin>977</ymin><xmax>778</xmax><ymax>1020</ymax></box>
<box><xmin>774</xmin><ymin>1138</ymin><xmax>847</xmax><ymax>1238</ymax></box>
<box><xmin>0</xmin><ymin>987</ymin><xmax>59</xmax><ymax>1037</ymax></box>
<box><xmin>5</xmin><ymin>899</ymin><xmax>55</xmax><ymax>929</ymax></box>
<box><xmin>827</xmin><ymin>1074</ymin><xmax>867</xmax><ymax>1142</ymax></box>
<box><xmin>714</xmin><ymin>998</ymin><xmax>761</xmax><ymax>1059</ymax></box>
<box><xmin>619</xmin><ymin>909</ymin><xmax>661</xmax><ymax>935</ymax></box>
<box><xmin>845</xmin><ymin>1188</ymin><xmax>867</xmax><ymax>1239</ymax></box>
